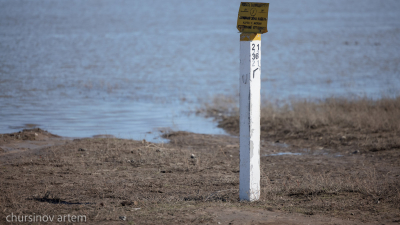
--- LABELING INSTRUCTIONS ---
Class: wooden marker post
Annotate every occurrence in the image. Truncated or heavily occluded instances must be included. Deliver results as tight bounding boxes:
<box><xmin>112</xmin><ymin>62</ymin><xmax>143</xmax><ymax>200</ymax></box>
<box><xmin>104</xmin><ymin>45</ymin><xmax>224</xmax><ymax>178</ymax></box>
<box><xmin>237</xmin><ymin>2</ymin><xmax>269</xmax><ymax>201</ymax></box>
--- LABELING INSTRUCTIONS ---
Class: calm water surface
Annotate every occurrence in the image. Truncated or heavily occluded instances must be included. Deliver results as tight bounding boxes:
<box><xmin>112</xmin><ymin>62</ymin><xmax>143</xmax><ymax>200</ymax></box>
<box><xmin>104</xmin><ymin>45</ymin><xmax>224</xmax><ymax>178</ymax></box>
<box><xmin>1</xmin><ymin>0</ymin><xmax>399</xmax><ymax>140</ymax></box>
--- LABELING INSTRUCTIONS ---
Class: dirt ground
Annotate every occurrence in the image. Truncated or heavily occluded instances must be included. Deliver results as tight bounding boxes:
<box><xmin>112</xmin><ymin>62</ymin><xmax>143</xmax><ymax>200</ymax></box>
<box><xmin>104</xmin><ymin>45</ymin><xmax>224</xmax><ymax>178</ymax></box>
<box><xmin>1</xmin><ymin>97</ymin><xmax>400</xmax><ymax>224</ymax></box>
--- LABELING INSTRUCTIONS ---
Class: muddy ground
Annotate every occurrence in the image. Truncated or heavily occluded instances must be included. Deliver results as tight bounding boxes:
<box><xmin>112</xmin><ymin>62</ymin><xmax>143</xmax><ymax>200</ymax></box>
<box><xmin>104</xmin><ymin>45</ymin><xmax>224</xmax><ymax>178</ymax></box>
<box><xmin>1</xmin><ymin>97</ymin><xmax>400</xmax><ymax>224</ymax></box>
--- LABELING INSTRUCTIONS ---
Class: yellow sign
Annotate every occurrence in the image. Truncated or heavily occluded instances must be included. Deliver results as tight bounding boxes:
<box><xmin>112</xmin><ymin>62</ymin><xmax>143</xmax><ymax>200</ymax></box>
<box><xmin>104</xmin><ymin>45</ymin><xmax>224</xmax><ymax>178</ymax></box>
<box><xmin>237</xmin><ymin>2</ymin><xmax>269</xmax><ymax>34</ymax></box>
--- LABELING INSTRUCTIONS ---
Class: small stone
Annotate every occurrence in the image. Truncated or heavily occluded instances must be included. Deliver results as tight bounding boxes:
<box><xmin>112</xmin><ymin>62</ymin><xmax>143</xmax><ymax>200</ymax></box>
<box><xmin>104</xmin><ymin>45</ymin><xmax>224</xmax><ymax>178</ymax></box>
<box><xmin>352</xmin><ymin>150</ymin><xmax>360</xmax><ymax>154</ymax></box>
<box><xmin>34</xmin><ymin>133</ymin><xmax>38</xmax><ymax>136</ymax></box>
<box><xmin>119</xmin><ymin>216</ymin><xmax>126</xmax><ymax>221</ymax></box>
<box><xmin>191</xmin><ymin>154</ymin><xmax>195</xmax><ymax>158</ymax></box>
<box><xmin>121</xmin><ymin>200</ymin><xmax>138</xmax><ymax>207</ymax></box>
<box><xmin>230</xmin><ymin>155</ymin><xmax>233</xmax><ymax>158</ymax></box>
<box><xmin>156</xmin><ymin>149</ymin><xmax>162</xmax><ymax>152</ymax></box>
<box><xmin>78</xmin><ymin>148</ymin><xmax>86</xmax><ymax>151</ymax></box>
<box><xmin>127</xmin><ymin>160</ymin><xmax>131</xmax><ymax>163</ymax></box>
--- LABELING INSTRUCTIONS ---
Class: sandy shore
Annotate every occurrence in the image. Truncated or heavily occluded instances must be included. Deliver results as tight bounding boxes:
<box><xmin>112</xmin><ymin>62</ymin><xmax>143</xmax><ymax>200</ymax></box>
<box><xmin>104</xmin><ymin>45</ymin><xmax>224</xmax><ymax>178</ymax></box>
<box><xmin>1</xmin><ymin>97</ymin><xmax>400</xmax><ymax>224</ymax></box>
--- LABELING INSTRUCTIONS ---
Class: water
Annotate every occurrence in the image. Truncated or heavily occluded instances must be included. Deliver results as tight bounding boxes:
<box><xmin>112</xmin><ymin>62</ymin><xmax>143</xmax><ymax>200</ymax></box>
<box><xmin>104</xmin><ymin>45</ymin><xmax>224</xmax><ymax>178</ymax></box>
<box><xmin>1</xmin><ymin>0</ymin><xmax>400</xmax><ymax>140</ymax></box>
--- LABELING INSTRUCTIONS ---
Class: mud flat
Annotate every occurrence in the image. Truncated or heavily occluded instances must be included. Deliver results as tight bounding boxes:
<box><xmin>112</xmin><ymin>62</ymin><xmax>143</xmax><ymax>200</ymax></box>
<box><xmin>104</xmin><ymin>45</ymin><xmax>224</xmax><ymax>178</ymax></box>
<box><xmin>1</xmin><ymin>97</ymin><xmax>400</xmax><ymax>224</ymax></box>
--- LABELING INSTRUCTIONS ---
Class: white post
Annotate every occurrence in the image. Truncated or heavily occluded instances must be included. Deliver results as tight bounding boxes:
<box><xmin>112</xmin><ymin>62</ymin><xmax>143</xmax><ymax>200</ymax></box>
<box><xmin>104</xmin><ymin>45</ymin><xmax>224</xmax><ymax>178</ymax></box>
<box><xmin>239</xmin><ymin>33</ymin><xmax>261</xmax><ymax>201</ymax></box>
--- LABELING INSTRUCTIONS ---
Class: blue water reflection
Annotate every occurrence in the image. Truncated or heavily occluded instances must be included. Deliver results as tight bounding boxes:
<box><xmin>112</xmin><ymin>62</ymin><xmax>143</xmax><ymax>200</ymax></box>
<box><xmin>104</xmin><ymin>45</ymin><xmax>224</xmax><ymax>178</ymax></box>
<box><xmin>0</xmin><ymin>0</ymin><xmax>399</xmax><ymax>140</ymax></box>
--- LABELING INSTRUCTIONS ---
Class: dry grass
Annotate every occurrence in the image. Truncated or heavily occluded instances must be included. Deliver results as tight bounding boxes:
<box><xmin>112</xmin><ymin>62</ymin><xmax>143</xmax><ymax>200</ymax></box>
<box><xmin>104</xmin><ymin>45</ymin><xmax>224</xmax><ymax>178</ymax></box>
<box><xmin>196</xmin><ymin>95</ymin><xmax>400</xmax><ymax>221</ymax></box>
<box><xmin>260</xmin><ymin>160</ymin><xmax>400</xmax><ymax>216</ymax></box>
<box><xmin>205</xmin><ymin>95</ymin><xmax>400</xmax><ymax>132</ymax></box>
<box><xmin>260</xmin><ymin>96</ymin><xmax>400</xmax><ymax>132</ymax></box>
<box><xmin>204</xmin><ymin>95</ymin><xmax>400</xmax><ymax>152</ymax></box>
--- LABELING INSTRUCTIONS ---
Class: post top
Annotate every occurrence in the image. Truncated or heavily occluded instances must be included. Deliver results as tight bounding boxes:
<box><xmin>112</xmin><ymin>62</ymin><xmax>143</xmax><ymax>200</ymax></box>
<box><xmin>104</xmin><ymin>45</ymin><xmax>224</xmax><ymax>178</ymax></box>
<box><xmin>240</xmin><ymin>33</ymin><xmax>261</xmax><ymax>41</ymax></box>
<box><xmin>237</xmin><ymin>2</ymin><xmax>269</xmax><ymax>34</ymax></box>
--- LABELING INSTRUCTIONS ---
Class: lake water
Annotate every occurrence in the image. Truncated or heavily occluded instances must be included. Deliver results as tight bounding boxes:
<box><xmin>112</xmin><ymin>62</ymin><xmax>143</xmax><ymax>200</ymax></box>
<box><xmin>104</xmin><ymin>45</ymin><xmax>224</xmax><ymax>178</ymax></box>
<box><xmin>1</xmin><ymin>0</ymin><xmax>399</xmax><ymax>140</ymax></box>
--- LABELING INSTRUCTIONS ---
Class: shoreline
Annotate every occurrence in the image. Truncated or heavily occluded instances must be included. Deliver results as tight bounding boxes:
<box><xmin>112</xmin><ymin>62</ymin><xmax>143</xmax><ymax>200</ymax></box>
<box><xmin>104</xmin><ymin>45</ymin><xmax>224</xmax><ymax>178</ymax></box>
<box><xmin>1</xmin><ymin>97</ymin><xmax>400</xmax><ymax>224</ymax></box>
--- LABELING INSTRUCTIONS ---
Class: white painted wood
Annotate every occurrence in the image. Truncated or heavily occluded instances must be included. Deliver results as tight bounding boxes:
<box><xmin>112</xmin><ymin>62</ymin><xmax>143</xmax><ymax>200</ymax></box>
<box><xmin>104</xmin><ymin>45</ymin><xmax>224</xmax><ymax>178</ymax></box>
<box><xmin>239</xmin><ymin>36</ymin><xmax>261</xmax><ymax>201</ymax></box>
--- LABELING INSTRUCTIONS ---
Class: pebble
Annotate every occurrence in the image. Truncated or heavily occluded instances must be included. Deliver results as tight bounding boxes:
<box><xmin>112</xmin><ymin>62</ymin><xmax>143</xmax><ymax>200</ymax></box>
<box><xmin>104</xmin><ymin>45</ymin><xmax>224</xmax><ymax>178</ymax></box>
<box><xmin>78</xmin><ymin>148</ymin><xmax>87</xmax><ymax>152</ymax></box>
<box><xmin>119</xmin><ymin>216</ymin><xmax>126</xmax><ymax>221</ymax></box>
<box><xmin>191</xmin><ymin>154</ymin><xmax>195</xmax><ymax>158</ymax></box>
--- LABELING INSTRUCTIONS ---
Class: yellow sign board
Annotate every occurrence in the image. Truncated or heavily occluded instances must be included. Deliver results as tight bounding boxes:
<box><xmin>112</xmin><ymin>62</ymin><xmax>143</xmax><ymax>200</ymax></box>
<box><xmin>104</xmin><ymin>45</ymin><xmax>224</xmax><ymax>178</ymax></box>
<box><xmin>237</xmin><ymin>2</ymin><xmax>269</xmax><ymax>34</ymax></box>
